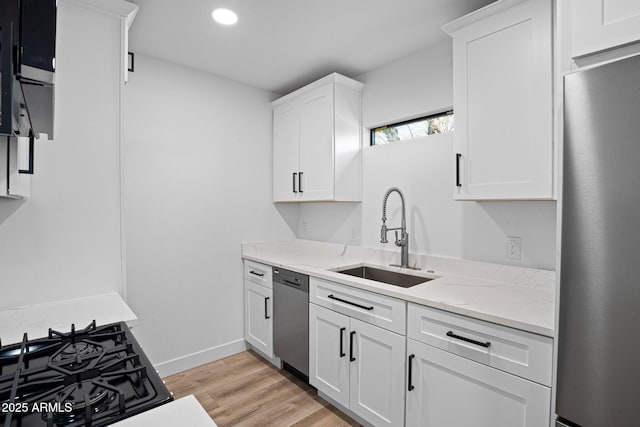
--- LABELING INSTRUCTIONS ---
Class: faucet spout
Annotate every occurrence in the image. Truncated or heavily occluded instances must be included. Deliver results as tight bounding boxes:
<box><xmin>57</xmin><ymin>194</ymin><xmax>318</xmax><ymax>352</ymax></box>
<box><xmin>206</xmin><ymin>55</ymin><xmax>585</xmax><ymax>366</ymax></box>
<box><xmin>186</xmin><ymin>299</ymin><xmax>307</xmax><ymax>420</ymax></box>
<box><xmin>380</xmin><ymin>187</ymin><xmax>418</xmax><ymax>270</ymax></box>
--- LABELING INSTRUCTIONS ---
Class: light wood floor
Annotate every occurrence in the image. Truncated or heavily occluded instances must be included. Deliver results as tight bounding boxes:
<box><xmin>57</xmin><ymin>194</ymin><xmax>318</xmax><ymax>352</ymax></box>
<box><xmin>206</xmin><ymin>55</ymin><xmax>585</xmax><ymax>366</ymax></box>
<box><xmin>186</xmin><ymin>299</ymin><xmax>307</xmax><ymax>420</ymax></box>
<box><xmin>164</xmin><ymin>350</ymin><xmax>360</xmax><ymax>426</ymax></box>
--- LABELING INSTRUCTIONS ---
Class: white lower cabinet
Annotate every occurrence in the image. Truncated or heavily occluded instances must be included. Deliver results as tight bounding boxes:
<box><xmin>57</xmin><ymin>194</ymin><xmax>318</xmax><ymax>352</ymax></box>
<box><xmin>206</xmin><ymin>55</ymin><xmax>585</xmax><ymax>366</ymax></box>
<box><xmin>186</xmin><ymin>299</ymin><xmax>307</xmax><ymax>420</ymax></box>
<box><xmin>244</xmin><ymin>280</ymin><xmax>273</xmax><ymax>358</ymax></box>
<box><xmin>309</xmin><ymin>303</ymin><xmax>406</xmax><ymax>427</ymax></box>
<box><xmin>405</xmin><ymin>338</ymin><xmax>551</xmax><ymax>427</ymax></box>
<box><xmin>309</xmin><ymin>303</ymin><xmax>350</xmax><ymax>406</ymax></box>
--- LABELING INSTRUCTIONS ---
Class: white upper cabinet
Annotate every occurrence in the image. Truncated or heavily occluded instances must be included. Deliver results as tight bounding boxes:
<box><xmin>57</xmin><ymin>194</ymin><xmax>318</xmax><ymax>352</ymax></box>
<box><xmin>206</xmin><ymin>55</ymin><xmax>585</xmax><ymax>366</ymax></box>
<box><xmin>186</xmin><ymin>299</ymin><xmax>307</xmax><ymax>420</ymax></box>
<box><xmin>571</xmin><ymin>0</ymin><xmax>640</xmax><ymax>58</ymax></box>
<box><xmin>272</xmin><ymin>73</ymin><xmax>363</xmax><ymax>202</ymax></box>
<box><xmin>443</xmin><ymin>0</ymin><xmax>554</xmax><ymax>200</ymax></box>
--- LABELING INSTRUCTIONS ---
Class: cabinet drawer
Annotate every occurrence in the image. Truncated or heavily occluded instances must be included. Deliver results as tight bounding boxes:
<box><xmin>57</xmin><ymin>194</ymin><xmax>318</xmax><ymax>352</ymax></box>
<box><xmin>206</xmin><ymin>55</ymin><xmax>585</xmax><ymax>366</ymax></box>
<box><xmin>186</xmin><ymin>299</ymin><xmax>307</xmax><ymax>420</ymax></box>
<box><xmin>310</xmin><ymin>277</ymin><xmax>406</xmax><ymax>335</ymax></box>
<box><xmin>244</xmin><ymin>260</ymin><xmax>272</xmax><ymax>288</ymax></box>
<box><xmin>407</xmin><ymin>303</ymin><xmax>552</xmax><ymax>386</ymax></box>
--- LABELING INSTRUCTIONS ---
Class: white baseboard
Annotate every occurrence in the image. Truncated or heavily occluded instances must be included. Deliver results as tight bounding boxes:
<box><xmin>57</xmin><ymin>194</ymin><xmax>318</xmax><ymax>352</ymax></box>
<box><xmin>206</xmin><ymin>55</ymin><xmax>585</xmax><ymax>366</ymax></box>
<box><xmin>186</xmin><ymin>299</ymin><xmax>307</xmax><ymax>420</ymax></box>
<box><xmin>155</xmin><ymin>339</ymin><xmax>248</xmax><ymax>377</ymax></box>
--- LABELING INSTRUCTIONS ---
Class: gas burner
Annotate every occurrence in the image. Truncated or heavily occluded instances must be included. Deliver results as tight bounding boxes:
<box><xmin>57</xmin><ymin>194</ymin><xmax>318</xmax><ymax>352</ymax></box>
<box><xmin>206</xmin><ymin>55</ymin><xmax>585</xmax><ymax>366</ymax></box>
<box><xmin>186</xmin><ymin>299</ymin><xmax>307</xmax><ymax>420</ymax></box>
<box><xmin>53</xmin><ymin>341</ymin><xmax>103</xmax><ymax>362</ymax></box>
<box><xmin>40</xmin><ymin>383</ymin><xmax>116</xmax><ymax>425</ymax></box>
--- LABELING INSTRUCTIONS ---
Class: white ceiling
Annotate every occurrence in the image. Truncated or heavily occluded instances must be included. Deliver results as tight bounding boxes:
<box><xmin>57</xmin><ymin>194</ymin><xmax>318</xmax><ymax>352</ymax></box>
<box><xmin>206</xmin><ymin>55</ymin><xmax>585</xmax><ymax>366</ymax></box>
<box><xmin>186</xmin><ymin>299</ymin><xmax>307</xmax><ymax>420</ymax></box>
<box><xmin>129</xmin><ymin>0</ymin><xmax>494</xmax><ymax>95</ymax></box>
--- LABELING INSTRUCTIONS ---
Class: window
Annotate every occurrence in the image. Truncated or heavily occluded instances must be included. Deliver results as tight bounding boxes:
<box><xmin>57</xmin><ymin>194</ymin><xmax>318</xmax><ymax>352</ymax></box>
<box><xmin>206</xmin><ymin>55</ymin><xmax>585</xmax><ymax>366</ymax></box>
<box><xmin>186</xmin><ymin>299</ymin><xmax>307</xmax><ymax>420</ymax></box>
<box><xmin>370</xmin><ymin>110</ymin><xmax>454</xmax><ymax>146</ymax></box>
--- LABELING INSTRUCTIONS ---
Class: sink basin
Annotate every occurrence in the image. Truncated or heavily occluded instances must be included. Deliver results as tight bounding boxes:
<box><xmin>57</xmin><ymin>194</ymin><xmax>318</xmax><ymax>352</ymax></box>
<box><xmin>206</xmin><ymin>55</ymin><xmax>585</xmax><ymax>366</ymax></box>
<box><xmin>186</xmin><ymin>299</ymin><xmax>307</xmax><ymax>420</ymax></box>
<box><xmin>335</xmin><ymin>266</ymin><xmax>433</xmax><ymax>288</ymax></box>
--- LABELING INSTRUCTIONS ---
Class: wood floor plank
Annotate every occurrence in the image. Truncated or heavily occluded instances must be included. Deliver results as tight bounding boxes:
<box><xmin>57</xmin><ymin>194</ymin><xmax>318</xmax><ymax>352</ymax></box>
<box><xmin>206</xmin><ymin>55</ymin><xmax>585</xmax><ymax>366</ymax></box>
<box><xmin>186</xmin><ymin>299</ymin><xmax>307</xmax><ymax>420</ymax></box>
<box><xmin>163</xmin><ymin>350</ymin><xmax>360</xmax><ymax>426</ymax></box>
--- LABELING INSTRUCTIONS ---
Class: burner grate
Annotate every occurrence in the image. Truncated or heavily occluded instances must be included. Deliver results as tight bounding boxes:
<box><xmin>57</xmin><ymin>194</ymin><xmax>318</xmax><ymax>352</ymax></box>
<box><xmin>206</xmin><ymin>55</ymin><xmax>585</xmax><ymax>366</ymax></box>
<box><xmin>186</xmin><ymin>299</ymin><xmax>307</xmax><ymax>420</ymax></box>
<box><xmin>0</xmin><ymin>321</ymin><xmax>172</xmax><ymax>427</ymax></box>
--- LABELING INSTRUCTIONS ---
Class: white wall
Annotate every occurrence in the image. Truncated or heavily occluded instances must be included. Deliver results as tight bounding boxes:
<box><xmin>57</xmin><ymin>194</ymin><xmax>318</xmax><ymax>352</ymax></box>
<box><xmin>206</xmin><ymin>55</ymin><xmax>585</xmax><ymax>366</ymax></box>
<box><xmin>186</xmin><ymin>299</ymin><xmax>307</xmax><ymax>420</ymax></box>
<box><xmin>0</xmin><ymin>3</ymin><xmax>124</xmax><ymax>309</ymax></box>
<box><xmin>123</xmin><ymin>54</ymin><xmax>296</xmax><ymax>375</ymax></box>
<box><xmin>299</xmin><ymin>42</ymin><xmax>557</xmax><ymax>270</ymax></box>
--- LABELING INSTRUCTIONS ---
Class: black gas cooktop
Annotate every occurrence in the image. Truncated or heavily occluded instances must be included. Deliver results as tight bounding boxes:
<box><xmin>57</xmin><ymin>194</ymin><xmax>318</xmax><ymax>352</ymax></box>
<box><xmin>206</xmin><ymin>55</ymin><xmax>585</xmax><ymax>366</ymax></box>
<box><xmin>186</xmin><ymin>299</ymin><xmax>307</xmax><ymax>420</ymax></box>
<box><xmin>0</xmin><ymin>321</ymin><xmax>172</xmax><ymax>426</ymax></box>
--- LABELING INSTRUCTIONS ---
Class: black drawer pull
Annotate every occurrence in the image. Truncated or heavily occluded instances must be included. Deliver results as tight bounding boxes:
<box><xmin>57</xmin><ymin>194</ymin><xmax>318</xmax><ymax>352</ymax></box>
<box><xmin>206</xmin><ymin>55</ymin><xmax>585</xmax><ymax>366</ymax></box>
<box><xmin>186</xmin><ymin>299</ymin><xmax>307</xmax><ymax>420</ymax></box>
<box><xmin>446</xmin><ymin>331</ymin><xmax>490</xmax><ymax>348</ymax></box>
<box><xmin>264</xmin><ymin>297</ymin><xmax>270</xmax><ymax>319</ymax></box>
<box><xmin>327</xmin><ymin>294</ymin><xmax>373</xmax><ymax>311</ymax></box>
<box><xmin>408</xmin><ymin>354</ymin><xmax>415</xmax><ymax>391</ymax></box>
<box><xmin>455</xmin><ymin>153</ymin><xmax>462</xmax><ymax>187</ymax></box>
<box><xmin>339</xmin><ymin>327</ymin><xmax>346</xmax><ymax>357</ymax></box>
<box><xmin>299</xmin><ymin>171</ymin><xmax>303</xmax><ymax>193</ymax></box>
<box><xmin>350</xmin><ymin>331</ymin><xmax>356</xmax><ymax>362</ymax></box>
<box><xmin>249</xmin><ymin>270</ymin><xmax>264</xmax><ymax>277</ymax></box>
<box><xmin>293</xmin><ymin>172</ymin><xmax>298</xmax><ymax>193</ymax></box>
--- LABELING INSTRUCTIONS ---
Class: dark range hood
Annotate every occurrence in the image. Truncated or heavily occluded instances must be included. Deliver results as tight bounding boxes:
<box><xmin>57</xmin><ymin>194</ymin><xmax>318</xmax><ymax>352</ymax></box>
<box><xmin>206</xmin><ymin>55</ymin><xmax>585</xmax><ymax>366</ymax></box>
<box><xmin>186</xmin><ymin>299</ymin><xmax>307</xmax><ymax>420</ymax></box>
<box><xmin>0</xmin><ymin>0</ymin><xmax>56</xmax><ymax>139</ymax></box>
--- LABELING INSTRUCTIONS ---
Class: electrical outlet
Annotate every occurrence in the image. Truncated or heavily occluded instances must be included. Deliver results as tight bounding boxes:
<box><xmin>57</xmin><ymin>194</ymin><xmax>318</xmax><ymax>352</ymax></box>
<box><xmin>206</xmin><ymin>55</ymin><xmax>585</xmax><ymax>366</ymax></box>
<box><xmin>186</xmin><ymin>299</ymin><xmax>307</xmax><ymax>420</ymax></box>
<box><xmin>302</xmin><ymin>221</ymin><xmax>309</xmax><ymax>236</ymax></box>
<box><xmin>506</xmin><ymin>237</ymin><xmax>521</xmax><ymax>260</ymax></box>
<box><xmin>348</xmin><ymin>226</ymin><xmax>360</xmax><ymax>244</ymax></box>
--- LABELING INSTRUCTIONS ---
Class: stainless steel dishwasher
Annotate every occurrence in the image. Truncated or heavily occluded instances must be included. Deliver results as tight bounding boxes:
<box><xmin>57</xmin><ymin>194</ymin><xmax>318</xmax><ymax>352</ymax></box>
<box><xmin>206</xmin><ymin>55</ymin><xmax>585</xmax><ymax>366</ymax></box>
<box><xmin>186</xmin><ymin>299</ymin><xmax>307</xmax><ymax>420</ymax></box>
<box><xmin>273</xmin><ymin>267</ymin><xmax>309</xmax><ymax>380</ymax></box>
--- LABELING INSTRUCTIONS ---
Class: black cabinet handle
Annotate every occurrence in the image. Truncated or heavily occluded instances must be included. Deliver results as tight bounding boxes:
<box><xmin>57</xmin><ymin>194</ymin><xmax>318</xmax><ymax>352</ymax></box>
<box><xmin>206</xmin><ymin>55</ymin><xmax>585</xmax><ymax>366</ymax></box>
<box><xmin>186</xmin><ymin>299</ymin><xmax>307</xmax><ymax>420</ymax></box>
<box><xmin>349</xmin><ymin>331</ymin><xmax>356</xmax><ymax>362</ymax></box>
<box><xmin>339</xmin><ymin>327</ymin><xmax>346</xmax><ymax>357</ymax></box>
<box><xmin>455</xmin><ymin>153</ymin><xmax>461</xmax><ymax>187</ymax></box>
<box><xmin>298</xmin><ymin>171</ymin><xmax>303</xmax><ymax>193</ymax></box>
<box><xmin>327</xmin><ymin>294</ymin><xmax>374</xmax><ymax>311</ymax></box>
<box><xmin>264</xmin><ymin>297</ymin><xmax>270</xmax><ymax>319</ymax></box>
<box><xmin>293</xmin><ymin>172</ymin><xmax>298</xmax><ymax>193</ymax></box>
<box><xmin>408</xmin><ymin>354</ymin><xmax>415</xmax><ymax>391</ymax></box>
<box><xmin>249</xmin><ymin>270</ymin><xmax>264</xmax><ymax>277</ymax></box>
<box><xmin>18</xmin><ymin>131</ymin><xmax>35</xmax><ymax>175</ymax></box>
<box><xmin>446</xmin><ymin>331</ymin><xmax>490</xmax><ymax>348</ymax></box>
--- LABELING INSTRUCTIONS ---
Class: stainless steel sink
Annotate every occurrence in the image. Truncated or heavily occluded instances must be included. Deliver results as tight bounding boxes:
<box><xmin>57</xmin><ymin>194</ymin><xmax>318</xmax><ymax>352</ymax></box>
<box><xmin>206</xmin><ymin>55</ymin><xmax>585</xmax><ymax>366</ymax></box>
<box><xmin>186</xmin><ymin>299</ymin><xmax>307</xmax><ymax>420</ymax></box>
<box><xmin>335</xmin><ymin>266</ymin><xmax>433</xmax><ymax>288</ymax></box>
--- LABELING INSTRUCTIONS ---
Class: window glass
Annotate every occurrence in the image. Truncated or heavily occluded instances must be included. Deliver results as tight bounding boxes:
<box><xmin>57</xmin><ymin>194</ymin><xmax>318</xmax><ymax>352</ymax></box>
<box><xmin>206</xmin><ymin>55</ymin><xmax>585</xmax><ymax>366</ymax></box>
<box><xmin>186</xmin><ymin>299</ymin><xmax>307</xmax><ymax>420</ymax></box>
<box><xmin>371</xmin><ymin>111</ymin><xmax>454</xmax><ymax>146</ymax></box>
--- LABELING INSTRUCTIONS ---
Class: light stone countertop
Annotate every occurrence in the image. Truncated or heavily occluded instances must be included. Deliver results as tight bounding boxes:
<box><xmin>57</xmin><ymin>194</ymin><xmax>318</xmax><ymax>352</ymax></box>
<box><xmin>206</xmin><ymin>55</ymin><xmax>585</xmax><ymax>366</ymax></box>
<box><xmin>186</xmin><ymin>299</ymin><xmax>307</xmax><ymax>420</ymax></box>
<box><xmin>110</xmin><ymin>395</ymin><xmax>217</xmax><ymax>427</ymax></box>
<box><xmin>242</xmin><ymin>239</ymin><xmax>556</xmax><ymax>337</ymax></box>
<box><xmin>0</xmin><ymin>292</ymin><xmax>138</xmax><ymax>345</ymax></box>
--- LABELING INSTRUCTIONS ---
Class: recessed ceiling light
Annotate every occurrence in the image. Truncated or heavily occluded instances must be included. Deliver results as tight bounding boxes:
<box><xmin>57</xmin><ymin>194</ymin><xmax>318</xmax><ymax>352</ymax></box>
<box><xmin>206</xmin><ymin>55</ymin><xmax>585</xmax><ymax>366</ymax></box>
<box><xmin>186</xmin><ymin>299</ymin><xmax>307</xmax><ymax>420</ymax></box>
<box><xmin>212</xmin><ymin>8</ymin><xmax>238</xmax><ymax>26</ymax></box>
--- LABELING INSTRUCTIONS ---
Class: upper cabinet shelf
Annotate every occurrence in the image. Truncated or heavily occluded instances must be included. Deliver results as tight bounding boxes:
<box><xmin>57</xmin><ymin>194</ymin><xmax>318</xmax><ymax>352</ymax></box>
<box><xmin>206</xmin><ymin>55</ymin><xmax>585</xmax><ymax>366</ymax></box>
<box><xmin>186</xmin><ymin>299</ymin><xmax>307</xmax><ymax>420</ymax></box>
<box><xmin>443</xmin><ymin>0</ymin><xmax>554</xmax><ymax>200</ymax></box>
<box><xmin>272</xmin><ymin>73</ymin><xmax>364</xmax><ymax>202</ymax></box>
<box><xmin>571</xmin><ymin>0</ymin><xmax>640</xmax><ymax>59</ymax></box>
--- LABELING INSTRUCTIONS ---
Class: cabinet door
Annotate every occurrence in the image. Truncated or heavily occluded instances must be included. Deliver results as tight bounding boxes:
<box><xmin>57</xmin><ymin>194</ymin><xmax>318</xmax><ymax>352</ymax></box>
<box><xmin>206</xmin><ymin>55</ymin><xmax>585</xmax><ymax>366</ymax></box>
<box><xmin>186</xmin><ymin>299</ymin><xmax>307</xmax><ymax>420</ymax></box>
<box><xmin>406</xmin><ymin>339</ymin><xmax>550</xmax><ymax>427</ymax></box>
<box><xmin>349</xmin><ymin>318</ymin><xmax>406</xmax><ymax>427</ymax></box>
<box><xmin>244</xmin><ymin>281</ymin><xmax>273</xmax><ymax>358</ymax></box>
<box><xmin>299</xmin><ymin>83</ymin><xmax>334</xmax><ymax>201</ymax></box>
<box><xmin>309</xmin><ymin>303</ymin><xmax>350</xmax><ymax>408</ymax></box>
<box><xmin>452</xmin><ymin>0</ymin><xmax>553</xmax><ymax>200</ymax></box>
<box><xmin>273</xmin><ymin>101</ymin><xmax>300</xmax><ymax>202</ymax></box>
<box><xmin>572</xmin><ymin>0</ymin><xmax>640</xmax><ymax>58</ymax></box>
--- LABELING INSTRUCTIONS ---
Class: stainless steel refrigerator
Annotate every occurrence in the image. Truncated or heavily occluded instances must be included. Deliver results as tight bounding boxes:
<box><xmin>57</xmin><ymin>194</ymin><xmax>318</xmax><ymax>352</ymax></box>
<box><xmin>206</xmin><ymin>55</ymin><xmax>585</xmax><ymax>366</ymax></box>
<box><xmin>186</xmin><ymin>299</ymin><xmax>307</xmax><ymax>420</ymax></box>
<box><xmin>557</xmin><ymin>53</ymin><xmax>640</xmax><ymax>426</ymax></box>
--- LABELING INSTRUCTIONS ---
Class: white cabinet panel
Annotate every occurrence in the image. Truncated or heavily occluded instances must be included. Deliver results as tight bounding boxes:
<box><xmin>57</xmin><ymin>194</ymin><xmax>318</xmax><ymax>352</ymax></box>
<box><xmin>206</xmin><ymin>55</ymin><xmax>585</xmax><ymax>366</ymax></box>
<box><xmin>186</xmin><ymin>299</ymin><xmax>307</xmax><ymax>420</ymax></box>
<box><xmin>299</xmin><ymin>84</ymin><xmax>334</xmax><ymax>200</ymax></box>
<box><xmin>572</xmin><ymin>0</ymin><xmax>640</xmax><ymax>58</ymax></box>
<box><xmin>273</xmin><ymin>102</ymin><xmax>300</xmax><ymax>201</ymax></box>
<box><xmin>349</xmin><ymin>318</ymin><xmax>405</xmax><ymax>427</ymax></box>
<box><xmin>444</xmin><ymin>0</ymin><xmax>553</xmax><ymax>200</ymax></box>
<box><xmin>0</xmin><ymin>137</ymin><xmax>30</xmax><ymax>199</ymax></box>
<box><xmin>244</xmin><ymin>281</ymin><xmax>273</xmax><ymax>358</ymax></box>
<box><xmin>309</xmin><ymin>303</ymin><xmax>350</xmax><ymax>407</ymax></box>
<box><xmin>406</xmin><ymin>339</ymin><xmax>551</xmax><ymax>427</ymax></box>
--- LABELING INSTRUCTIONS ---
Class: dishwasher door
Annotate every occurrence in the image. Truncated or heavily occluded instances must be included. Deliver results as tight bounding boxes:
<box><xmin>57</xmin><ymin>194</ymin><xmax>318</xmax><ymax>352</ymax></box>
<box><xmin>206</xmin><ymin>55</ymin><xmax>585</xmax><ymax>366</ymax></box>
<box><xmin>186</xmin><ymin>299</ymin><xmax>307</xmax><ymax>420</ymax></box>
<box><xmin>273</xmin><ymin>268</ymin><xmax>309</xmax><ymax>378</ymax></box>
